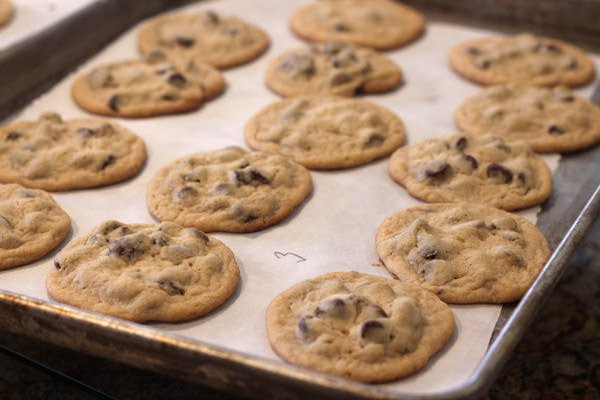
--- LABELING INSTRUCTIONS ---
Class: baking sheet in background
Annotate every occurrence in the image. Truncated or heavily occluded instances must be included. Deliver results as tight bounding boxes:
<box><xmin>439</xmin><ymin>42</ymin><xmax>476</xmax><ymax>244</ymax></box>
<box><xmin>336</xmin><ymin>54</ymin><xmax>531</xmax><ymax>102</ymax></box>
<box><xmin>0</xmin><ymin>0</ymin><xmax>598</xmax><ymax>395</ymax></box>
<box><xmin>0</xmin><ymin>0</ymin><xmax>98</xmax><ymax>50</ymax></box>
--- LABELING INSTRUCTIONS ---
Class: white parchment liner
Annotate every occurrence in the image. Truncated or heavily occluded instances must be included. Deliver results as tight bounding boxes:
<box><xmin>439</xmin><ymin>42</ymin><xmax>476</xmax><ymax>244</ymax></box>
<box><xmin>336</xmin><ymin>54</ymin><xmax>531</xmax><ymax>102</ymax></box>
<box><xmin>1</xmin><ymin>0</ymin><xmax>598</xmax><ymax>395</ymax></box>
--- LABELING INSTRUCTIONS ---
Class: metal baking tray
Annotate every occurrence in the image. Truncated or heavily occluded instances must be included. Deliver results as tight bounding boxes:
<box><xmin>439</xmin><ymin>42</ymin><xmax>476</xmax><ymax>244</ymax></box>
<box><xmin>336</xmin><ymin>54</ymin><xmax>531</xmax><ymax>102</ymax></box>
<box><xmin>0</xmin><ymin>1</ymin><xmax>599</xmax><ymax>399</ymax></box>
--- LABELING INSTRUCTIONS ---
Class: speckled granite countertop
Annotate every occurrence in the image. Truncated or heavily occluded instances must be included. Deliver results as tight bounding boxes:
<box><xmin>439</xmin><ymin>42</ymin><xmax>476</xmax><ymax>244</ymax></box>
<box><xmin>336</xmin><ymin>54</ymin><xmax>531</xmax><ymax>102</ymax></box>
<box><xmin>0</xmin><ymin>217</ymin><xmax>598</xmax><ymax>400</ymax></box>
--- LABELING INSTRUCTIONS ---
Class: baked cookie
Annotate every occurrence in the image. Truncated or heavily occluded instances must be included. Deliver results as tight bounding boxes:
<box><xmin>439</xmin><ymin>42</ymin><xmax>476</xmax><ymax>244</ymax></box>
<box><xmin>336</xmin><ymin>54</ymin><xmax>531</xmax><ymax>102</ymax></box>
<box><xmin>266</xmin><ymin>271</ymin><xmax>454</xmax><ymax>382</ymax></box>
<box><xmin>448</xmin><ymin>33</ymin><xmax>595</xmax><ymax>87</ymax></box>
<box><xmin>0</xmin><ymin>0</ymin><xmax>13</xmax><ymax>27</ymax></box>
<box><xmin>0</xmin><ymin>112</ymin><xmax>146</xmax><ymax>191</ymax></box>
<box><xmin>47</xmin><ymin>220</ymin><xmax>240</xmax><ymax>322</ymax></box>
<box><xmin>388</xmin><ymin>133</ymin><xmax>552</xmax><ymax>210</ymax></box>
<box><xmin>265</xmin><ymin>42</ymin><xmax>403</xmax><ymax>97</ymax></box>
<box><xmin>71</xmin><ymin>55</ymin><xmax>224</xmax><ymax>118</ymax></box>
<box><xmin>147</xmin><ymin>146</ymin><xmax>312</xmax><ymax>233</ymax></box>
<box><xmin>244</xmin><ymin>96</ymin><xmax>406</xmax><ymax>169</ymax></box>
<box><xmin>137</xmin><ymin>9</ymin><xmax>269</xmax><ymax>69</ymax></box>
<box><xmin>376</xmin><ymin>203</ymin><xmax>551</xmax><ymax>303</ymax></box>
<box><xmin>0</xmin><ymin>184</ymin><xmax>70</xmax><ymax>270</ymax></box>
<box><xmin>290</xmin><ymin>0</ymin><xmax>425</xmax><ymax>50</ymax></box>
<box><xmin>455</xmin><ymin>84</ymin><xmax>600</xmax><ymax>153</ymax></box>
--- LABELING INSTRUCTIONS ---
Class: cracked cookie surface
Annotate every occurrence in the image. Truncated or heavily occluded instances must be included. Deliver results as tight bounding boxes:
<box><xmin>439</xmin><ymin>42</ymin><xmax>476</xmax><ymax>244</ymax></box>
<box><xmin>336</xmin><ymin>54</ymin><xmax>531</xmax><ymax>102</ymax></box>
<box><xmin>0</xmin><ymin>184</ymin><xmax>70</xmax><ymax>270</ymax></box>
<box><xmin>138</xmin><ymin>9</ymin><xmax>269</xmax><ymax>69</ymax></box>
<box><xmin>147</xmin><ymin>146</ymin><xmax>312</xmax><ymax>233</ymax></box>
<box><xmin>265</xmin><ymin>42</ymin><xmax>403</xmax><ymax>97</ymax></box>
<box><xmin>455</xmin><ymin>84</ymin><xmax>600</xmax><ymax>153</ymax></box>
<box><xmin>46</xmin><ymin>220</ymin><xmax>240</xmax><ymax>322</ymax></box>
<box><xmin>244</xmin><ymin>96</ymin><xmax>406</xmax><ymax>169</ymax></box>
<box><xmin>0</xmin><ymin>112</ymin><xmax>146</xmax><ymax>191</ymax></box>
<box><xmin>376</xmin><ymin>203</ymin><xmax>551</xmax><ymax>303</ymax></box>
<box><xmin>388</xmin><ymin>132</ymin><xmax>552</xmax><ymax>210</ymax></box>
<box><xmin>71</xmin><ymin>56</ymin><xmax>224</xmax><ymax>118</ymax></box>
<box><xmin>448</xmin><ymin>33</ymin><xmax>595</xmax><ymax>87</ymax></box>
<box><xmin>266</xmin><ymin>271</ymin><xmax>454</xmax><ymax>382</ymax></box>
<box><xmin>290</xmin><ymin>0</ymin><xmax>425</xmax><ymax>50</ymax></box>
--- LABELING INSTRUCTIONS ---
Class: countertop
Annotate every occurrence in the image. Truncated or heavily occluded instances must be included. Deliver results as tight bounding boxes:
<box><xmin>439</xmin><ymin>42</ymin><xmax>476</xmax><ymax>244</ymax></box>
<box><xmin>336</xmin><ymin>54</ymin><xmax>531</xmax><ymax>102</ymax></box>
<box><xmin>0</xmin><ymin>217</ymin><xmax>598</xmax><ymax>399</ymax></box>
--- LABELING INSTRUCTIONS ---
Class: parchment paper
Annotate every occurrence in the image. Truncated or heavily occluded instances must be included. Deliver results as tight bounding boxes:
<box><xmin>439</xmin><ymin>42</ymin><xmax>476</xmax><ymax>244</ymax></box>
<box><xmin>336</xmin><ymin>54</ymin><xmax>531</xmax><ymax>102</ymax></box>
<box><xmin>0</xmin><ymin>0</ymin><xmax>98</xmax><ymax>50</ymax></box>
<box><xmin>0</xmin><ymin>0</ymin><xmax>598</xmax><ymax>395</ymax></box>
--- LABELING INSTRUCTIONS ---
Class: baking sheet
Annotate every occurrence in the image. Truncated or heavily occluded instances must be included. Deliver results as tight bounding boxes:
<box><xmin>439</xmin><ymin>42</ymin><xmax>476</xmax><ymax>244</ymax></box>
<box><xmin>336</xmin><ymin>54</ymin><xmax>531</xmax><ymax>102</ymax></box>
<box><xmin>0</xmin><ymin>0</ymin><xmax>598</xmax><ymax>395</ymax></box>
<box><xmin>0</xmin><ymin>0</ymin><xmax>98</xmax><ymax>50</ymax></box>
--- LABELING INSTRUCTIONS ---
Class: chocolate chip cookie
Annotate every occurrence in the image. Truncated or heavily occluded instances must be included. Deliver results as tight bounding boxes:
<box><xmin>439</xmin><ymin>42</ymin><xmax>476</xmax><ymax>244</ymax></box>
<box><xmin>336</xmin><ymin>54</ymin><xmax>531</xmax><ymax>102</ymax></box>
<box><xmin>265</xmin><ymin>42</ymin><xmax>403</xmax><ymax>97</ymax></box>
<box><xmin>137</xmin><ymin>9</ymin><xmax>269</xmax><ymax>69</ymax></box>
<box><xmin>387</xmin><ymin>133</ymin><xmax>552</xmax><ymax>210</ymax></box>
<box><xmin>449</xmin><ymin>33</ymin><xmax>595</xmax><ymax>87</ymax></box>
<box><xmin>266</xmin><ymin>271</ymin><xmax>454</xmax><ymax>382</ymax></box>
<box><xmin>0</xmin><ymin>184</ymin><xmax>70</xmax><ymax>270</ymax></box>
<box><xmin>47</xmin><ymin>220</ymin><xmax>240</xmax><ymax>322</ymax></box>
<box><xmin>290</xmin><ymin>0</ymin><xmax>425</xmax><ymax>50</ymax></box>
<box><xmin>147</xmin><ymin>146</ymin><xmax>313</xmax><ymax>233</ymax></box>
<box><xmin>245</xmin><ymin>96</ymin><xmax>406</xmax><ymax>169</ymax></box>
<box><xmin>376</xmin><ymin>203</ymin><xmax>551</xmax><ymax>303</ymax></box>
<box><xmin>455</xmin><ymin>84</ymin><xmax>600</xmax><ymax>153</ymax></box>
<box><xmin>0</xmin><ymin>112</ymin><xmax>146</xmax><ymax>191</ymax></box>
<box><xmin>71</xmin><ymin>56</ymin><xmax>224</xmax><ymax>118</ymax></box>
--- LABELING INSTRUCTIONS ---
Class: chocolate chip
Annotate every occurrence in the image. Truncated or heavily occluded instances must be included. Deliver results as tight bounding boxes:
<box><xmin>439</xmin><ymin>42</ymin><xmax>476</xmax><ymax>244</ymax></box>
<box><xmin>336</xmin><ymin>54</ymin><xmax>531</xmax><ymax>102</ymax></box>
<box><xmin>168</xmin><ymin>73</ymin><xmax>187</xmax><ymax>88</ymax></box>
<box><xmin>178</xmin><ymin>186</ymin><xmax>198</xmax><ymax>199</ymax></box>
<box><xmin>464</xmin><ymin>154</ymin><xmax>479</xmax><ymax>170</ymax></box>
<box><xmin>330</xmin><ymin>72</ymin><xmax>353</xmax><ymax>86</ymax></box>
<box><xmin>5</xmin><ymin>131</ymin><xmax>21</xmax><ymax>141</ymax></box>
<box><xmin>278</xmin><ymin>54</ymin><xmax>315</xmax><ymax>77</ymax></box>
<box><xmin>75</xmin><ymin>127</ymin><xmax>94</xmax><ymax>138</ymax></box>
<box><xmin>108</xmin><ymin>95</ymin><xmax>120</xmax><ymax>112</ymax></box>
<box><xmin>475</xmin><ymin>59</ymin><xmax>490</xmax><ymax>69</ymax></box>
<box><xmin>517</xmin><ymin>172</ymin><xmax>527</xmax><ymax>184</ymax></box>
<box><xmin>315</xmin><ymin>298</ymin><xmax>346</xmax><ymax>317</ymax></box>
<box><xmin>542</xmin><ymin>43</ymin><xmax>562</xmax><ymax>53</ymax></box>
<box><xmin>547</xmin><ymin>124</ymin><xmax>566</xmax><ymax>135</ymax></box>
<box><xmin>205</xmin><ymin>10</ymin><xmax>219</xmax><ymax>24</ymax></box>
<box><xmin>183</xmin><ymin>173</ymin><xmax>201</xmax><ymax>182</ymax></box>
<box><xmin>53</xmin><ymin>260</ymin><xmax>62</xmax><ymax>270</ymax></box>
<box><xmin>298</xmin><ymin>316</ymin><xmax>312</xmax><ymax>334</ymax></box>
<box><xmin>100</xmin><ymin>154</ymin><xmax>116</xmax><ymax>170</ymax></box>
<box><xmin>466</xmin><ymin>47</ymin><xmax>480</xmax><ymax>56</ymax></box>
<box><xmin>560</xmin><ymin>95</ymin><xmax>575</xmax><ymax>102</ymax></box>
<box><xmin>452</xmin><ymin>136</ymin><xmax>468</xmax><ymax>151</ymax></box>
<box><xmin>176</xmin><ymin>37</ymin><xmax>195</xmax><ymax>48</ymax></box>
<box><xmin>151</xmin><ymin>232</ymin><xmax>169</xmax><ymax>246</ymax></box>
<box><xmin>365</xmin><ymin>134</ymin><xmax>384</xmax><ymax>148</ymax></box>
<box><xmin>425</xmin><ymin>160</ymin><xmax>450</xmax><ymax>178</ymax></box>
<box><xmin>360</xmin><ymin>320</ymin><xmax>391</xmax><ymax>343</ymax></box>
<box><xmin>220</xmin><ymin>26</ymin><xmax>239</xmax><ymax>36</ymax></box>
<box><xmin>243</xmin><ymin>214</ymin><xmax>258</xmax><ymax>223</ymax></box>
<box><xmin>333</xmin><ymin>22</ymin><xmax>350</xmax><ymax>32</ymax></box>
<box><xmin>418</xmin><ymin>245</ymin><xmax>438</xmax><ymax>260</ymax></box>
<box><xmin>232</xmin><ymin>167</ymin><xmax>269</xmax><ymax>186</ymax></box>
<box><xmin>108</xmin><ymin>237</ymin><xmax>143</xmax><ymax>261</ymax></box>
<box><xmin>158</xmin><ymin>280</ymin><xmax>185</xmax><ymax>296</ymax></box>
<box><xmin>487</xmin><ymin>163</ymin><xmax>513</xmax><ymax>183</ymax></box>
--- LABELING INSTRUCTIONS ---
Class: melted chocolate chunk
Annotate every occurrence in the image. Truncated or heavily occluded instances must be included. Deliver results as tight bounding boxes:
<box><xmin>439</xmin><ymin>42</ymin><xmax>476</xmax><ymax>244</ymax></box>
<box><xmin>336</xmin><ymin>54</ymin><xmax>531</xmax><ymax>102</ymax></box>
<box><xmin>176</xmin><ymin>37</ymin><xmax>195</xmax><ymax>48</ymax></box>
<box><xmin>566</xmin><ymin>59</ymin><xmax>579</xmax><ymax>69</ymax></box>
<box><xmin>360</xmin><ymin>320</ymin><xmax>391</xmax><ymax>343</ymax></box>
<box><xmin>333</xmin><ymin>22</ymin><xmax>350</xmax><ymax>32</ymax></box>
<box><xmin>233</xmin><ymin>167</ymin><xmax>269</xmax><ymax>186</ymax></box>
<box><xmin>75</xmin><ymin>127</ymin><xmax>94</xmax><ymax>138</ymax></box>
<box><xmin>168</xmin><ymin>73</ymin><xmax>187</xmax><ymax>88</ymax></box>
<box><xmin>315</xmin><ymin>298</ymin><xmax>346</xmax><ymax>318</ymax></box>
<box><xmin>487</xmin><ymin>163</ymin><xmax>513</xmax><ymax>183</ymax></box>
<box><xmin>100</xmin><ymin>154</ymin><xmax>116</xmax><ymax>170</ymax></box>
<box><xmin>365</xmin><ymin>134</ymin><xmax>384</xmax><ymax>148</ymax></box>
<box><xmin>464</xmin><ymin>154</ymin><xmax>479</xmax><ymax>170</ymax></box>
<box><xmin>517</xmin><ymin>172</ymin><xmax>527</xmax><ymax>185</ymax></box>
<box><xmin>298</xmin><ymin>316</ymin><xmax>312</xmax><ymax>334</ymax></box>
<box><xmin>158</xmin><ymin>279</ymin><xmax>185</xmax><ymax>296</ymax></box>
<box><xmin>108</xmin><ymin>237</ymin><xmax>144</xmax><ymax>261</ymax></box>
<box><xmin>242</xmin><ymin>214</ymin><xmax>258</xmax><ymax>223</ymax></box>
<box><xmin>475</xmin><ymin>59</ymin><xmax>490</xmax><ymax>69</ymax></box>
<box><xmin>53</xmin><ymin>260</ymin><xmax>62</xmax><ymax>270</ymax></box>
<box><xmin>547</xmin><ymin>124</ymin><xmax>566</xmax><ymax>135</ymax></box>
<box><xmin>5</xmin><ymin>131</ymin><xmax>22</xmax><ymax>141</ymax></box>
<box><xmin>178</xmin><ymin>186</ymin><xmax>198</xmax><ymax>199</ymax></box>
<box><xmin>151</xmin><ymin>232</ymin><xmax>169</xmax><ymax>246</ymax></box>
<box><xmin>452</xmin><ymin>136</ymin><xmax>468</xmax><ymax>151</ymax></box>
<box><xmin>425</xmin><ymin>161</ymin><xmax>450</xmax><ymax>178</ymax></box>
<box><xmin>108</xmin><ymin>95</ymin><xmax>120</xmax><ymax>112</ymax></box>
<box><xmin>278</xmin><ymin>54</ymin><xmax>315</xmax><ymax>77</ymax></box>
